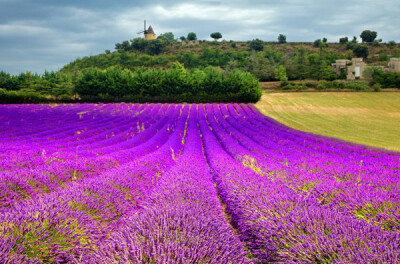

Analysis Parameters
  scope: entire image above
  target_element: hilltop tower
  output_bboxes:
[137,20,156,40]
[145,25,156,40]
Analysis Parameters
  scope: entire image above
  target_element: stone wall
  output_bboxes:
[181,40,200,46]
[388,58,400,72]
[144,33,156,40]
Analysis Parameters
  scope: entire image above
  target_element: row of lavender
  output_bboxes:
[0,103,399,263]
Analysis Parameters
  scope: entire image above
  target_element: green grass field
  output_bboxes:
[255,92,400,152]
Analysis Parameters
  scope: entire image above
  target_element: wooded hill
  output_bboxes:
[1,39,400,103]
[61,40,400,82]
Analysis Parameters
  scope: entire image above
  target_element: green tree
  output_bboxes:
[274,65,288,81]
[130,38,147,51]
[360,30,377,43]
[388,40,396,47]
[177,51,200,68]
[379,53,389,61]
[0,71,11,89]
[352,44,369,58]
[372,39,381,47]
[339,37,348,44]
[210,32,222,41]
[322,37,327,43]
[180,36,186,42]
[294,46,310,79]
[278,34,287,44]
[225,60,239,72]
[264,47,284,64]
[146,39,168,55]
[249,39,264,51]
[158,32,176,43]
[226,70,261,102]
[280,55,297,80]
[75,68,106,96]
[316,66,337,81]
[115,42,123,50]
[243,52,274,81]
[120,41,131,51]
[313,39,323,48]
[187,32,197,41]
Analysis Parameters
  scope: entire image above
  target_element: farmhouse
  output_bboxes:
[332,57,400,80]
[388,58,400,71]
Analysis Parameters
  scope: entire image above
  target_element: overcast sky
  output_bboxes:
[0,0,399,74]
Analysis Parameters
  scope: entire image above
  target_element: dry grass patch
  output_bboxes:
[255,92,400,151]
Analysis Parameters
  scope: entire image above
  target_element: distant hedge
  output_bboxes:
[0,88,52,103]
[75,63,261,102]
[279,80,371,91]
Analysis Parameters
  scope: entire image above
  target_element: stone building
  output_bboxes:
[331,58,367,80]
[388,58,400,72]
[331,59,349,75]
[144,26,156,40]
[347,58,367,80]
[332,57,400,80]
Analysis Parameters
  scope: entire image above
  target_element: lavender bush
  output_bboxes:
[0,103,399,263]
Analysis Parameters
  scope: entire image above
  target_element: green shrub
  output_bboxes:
[279,80,365,91]
[74,64,261,103]
[344,82,370,91]
[373,83,382,92]
[75,68,106,96]
[280,84,295,90]
[305,82,316,88]
[378,54,389,61]
[296,84,307,90]
[352,44,369,58]
[387,41,396,47]
[0,88,51,103]
[226,70,261,102]
[280,81,290,88]
[339,37,349,44]
[278,81,307,91]
[316,81,328,90]
[370,68,400,88]
[330,80,340,88]
[249,39,264,51]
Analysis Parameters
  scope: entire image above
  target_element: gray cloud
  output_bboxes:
[0,0,399,74]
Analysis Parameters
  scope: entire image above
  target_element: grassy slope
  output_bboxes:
[163,42,400,61]
[255,92,400,151]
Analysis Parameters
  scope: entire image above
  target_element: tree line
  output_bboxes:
[0,63,261,103]
[75,63,261,102]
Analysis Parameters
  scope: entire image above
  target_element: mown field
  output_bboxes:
[255,92,400,151]
[1,103,399,263]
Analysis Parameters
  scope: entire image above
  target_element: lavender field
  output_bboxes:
[1,103,400,263]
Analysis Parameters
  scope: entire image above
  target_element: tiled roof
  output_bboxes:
[146,26,155,34]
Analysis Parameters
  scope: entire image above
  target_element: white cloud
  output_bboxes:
[0,23,53,35]
[0,0,399,74]
[152,3,275,25]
